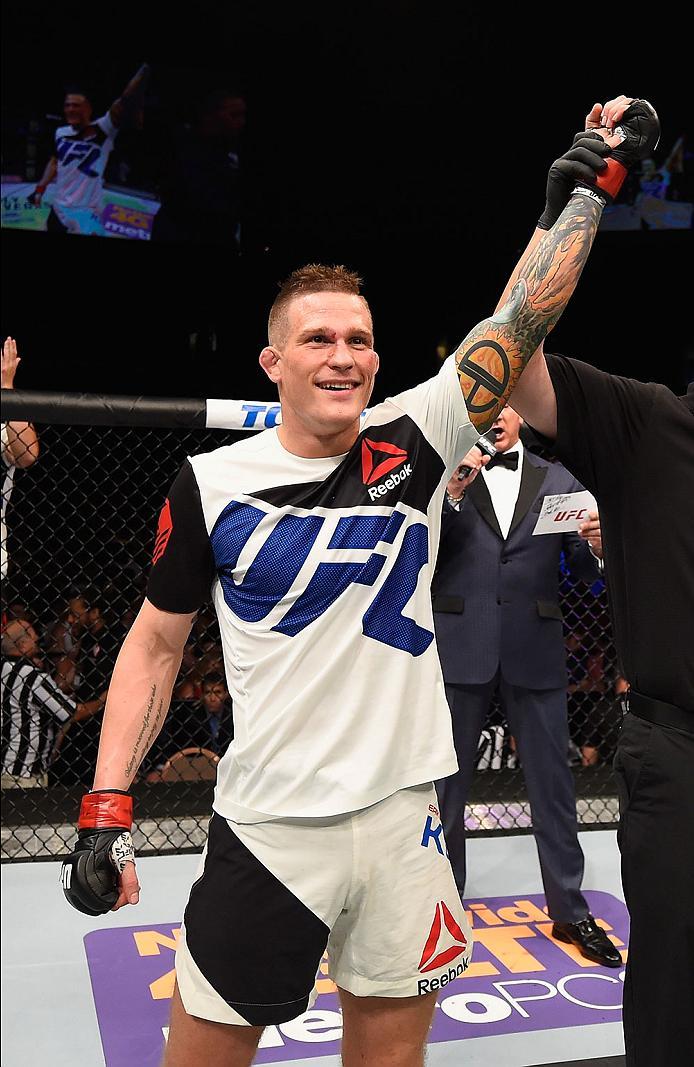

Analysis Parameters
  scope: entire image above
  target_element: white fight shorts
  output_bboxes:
[176,782,473,1025]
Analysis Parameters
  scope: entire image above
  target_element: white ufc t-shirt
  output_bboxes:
[52,112,118,225]
[147,355,478,821]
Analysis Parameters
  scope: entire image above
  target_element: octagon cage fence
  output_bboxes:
[1,389,622,863]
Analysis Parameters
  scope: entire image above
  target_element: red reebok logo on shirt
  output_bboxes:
[418,900,468,973]
[361,438,409,486]
[153,498,173,565]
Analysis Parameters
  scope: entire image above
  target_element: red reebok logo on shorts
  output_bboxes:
[361,438,408,486]
[153,498,173,565]
[418,901,468,973]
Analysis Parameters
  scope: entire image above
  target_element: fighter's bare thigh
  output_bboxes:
[338,986,438,1065]
[161,983,264,1067]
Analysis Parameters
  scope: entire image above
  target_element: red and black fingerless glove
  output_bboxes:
[61,790,135,915]
[577,98,661,206]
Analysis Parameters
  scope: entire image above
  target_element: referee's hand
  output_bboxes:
[1,336,21,389]
[579,510,603,559]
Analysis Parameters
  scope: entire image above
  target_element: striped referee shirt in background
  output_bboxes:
[1,657,76,779]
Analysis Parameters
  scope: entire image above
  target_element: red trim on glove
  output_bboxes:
[79,791,133,830]
[595,159,628,200]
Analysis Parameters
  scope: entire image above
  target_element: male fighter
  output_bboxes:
[31,63,149,234]
[61,97,658,1066]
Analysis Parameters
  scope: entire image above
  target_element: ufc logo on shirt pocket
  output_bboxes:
[210,502,434,656]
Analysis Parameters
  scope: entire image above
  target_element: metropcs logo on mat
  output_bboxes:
[361,437,412,500]
[84,891,628,1066]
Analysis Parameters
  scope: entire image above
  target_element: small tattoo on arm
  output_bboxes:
[124,684,157,780]
[143,698,166,756]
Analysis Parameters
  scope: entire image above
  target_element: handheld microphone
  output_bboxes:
[457,429,500,481]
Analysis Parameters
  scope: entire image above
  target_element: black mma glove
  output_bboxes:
[576,98,661,206]
[538,131,612,230]
[61,790,135,915]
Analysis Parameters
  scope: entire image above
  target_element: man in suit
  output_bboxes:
[432,403,620,967]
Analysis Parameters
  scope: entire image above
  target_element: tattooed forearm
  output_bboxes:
[143,699,166,759]
[124,684,166,780]
[456,192,603,430]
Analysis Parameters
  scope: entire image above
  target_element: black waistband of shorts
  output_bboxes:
[621,689,694,737]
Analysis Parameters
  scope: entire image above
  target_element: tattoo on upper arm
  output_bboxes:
[457,337,512,415]
[456,195,602,430]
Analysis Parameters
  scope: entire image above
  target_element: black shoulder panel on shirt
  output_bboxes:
[249,414,445,514]
[146,460,215,614]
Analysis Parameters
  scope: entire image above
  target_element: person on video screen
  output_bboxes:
[30,63,149,235]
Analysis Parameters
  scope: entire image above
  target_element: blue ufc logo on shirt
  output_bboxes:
[56,138,101,176]
[210,501,434,656]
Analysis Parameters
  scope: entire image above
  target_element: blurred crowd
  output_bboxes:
[1,589,233,789]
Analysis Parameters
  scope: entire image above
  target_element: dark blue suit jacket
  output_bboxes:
[432,451,600,689]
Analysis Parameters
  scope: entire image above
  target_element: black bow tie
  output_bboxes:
[486,451,519,471]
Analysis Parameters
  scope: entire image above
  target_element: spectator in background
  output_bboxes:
[165,639,205,703]
[45,593,90,662]
[150,88,247,247]
[2,601,35,627]
[1,337,39,581]
[53,655,78,697]
[30,63,150,235]
[78,603,122,698]
[566,625,613,766]
[199,673,234,756]
[432,404,619,967]
[120,597,143,635]
[144,672,232,783]
[49,601,124,785]
[635,136,685,203]
[195,643,224,685]
[1,619,104,788]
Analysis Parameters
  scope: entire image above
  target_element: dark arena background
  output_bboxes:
[1,5,692,1067]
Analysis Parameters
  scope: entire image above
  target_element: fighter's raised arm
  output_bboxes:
[108,62,150,129]
[455,192,603,433]
[506,96,661,438]
[457,96,660,434]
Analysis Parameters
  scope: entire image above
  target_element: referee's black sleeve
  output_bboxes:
[147,460,216,614]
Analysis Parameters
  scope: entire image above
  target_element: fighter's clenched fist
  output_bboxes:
[61,790,139,915]
[583,96,661,202]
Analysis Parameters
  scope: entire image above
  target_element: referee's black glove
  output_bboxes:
[538,132,612,230]
[61,790,136,915]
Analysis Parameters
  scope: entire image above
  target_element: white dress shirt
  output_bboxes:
[481,438,524,538]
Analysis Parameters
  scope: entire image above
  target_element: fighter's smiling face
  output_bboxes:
[63,94,93,130]
[260,292,379,457]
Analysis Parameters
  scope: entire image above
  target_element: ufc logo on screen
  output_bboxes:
[56,138,101,176]
[210,501,434,656]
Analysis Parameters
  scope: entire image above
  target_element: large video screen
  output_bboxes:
[2,47,691,241]
[1,62,246,245]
